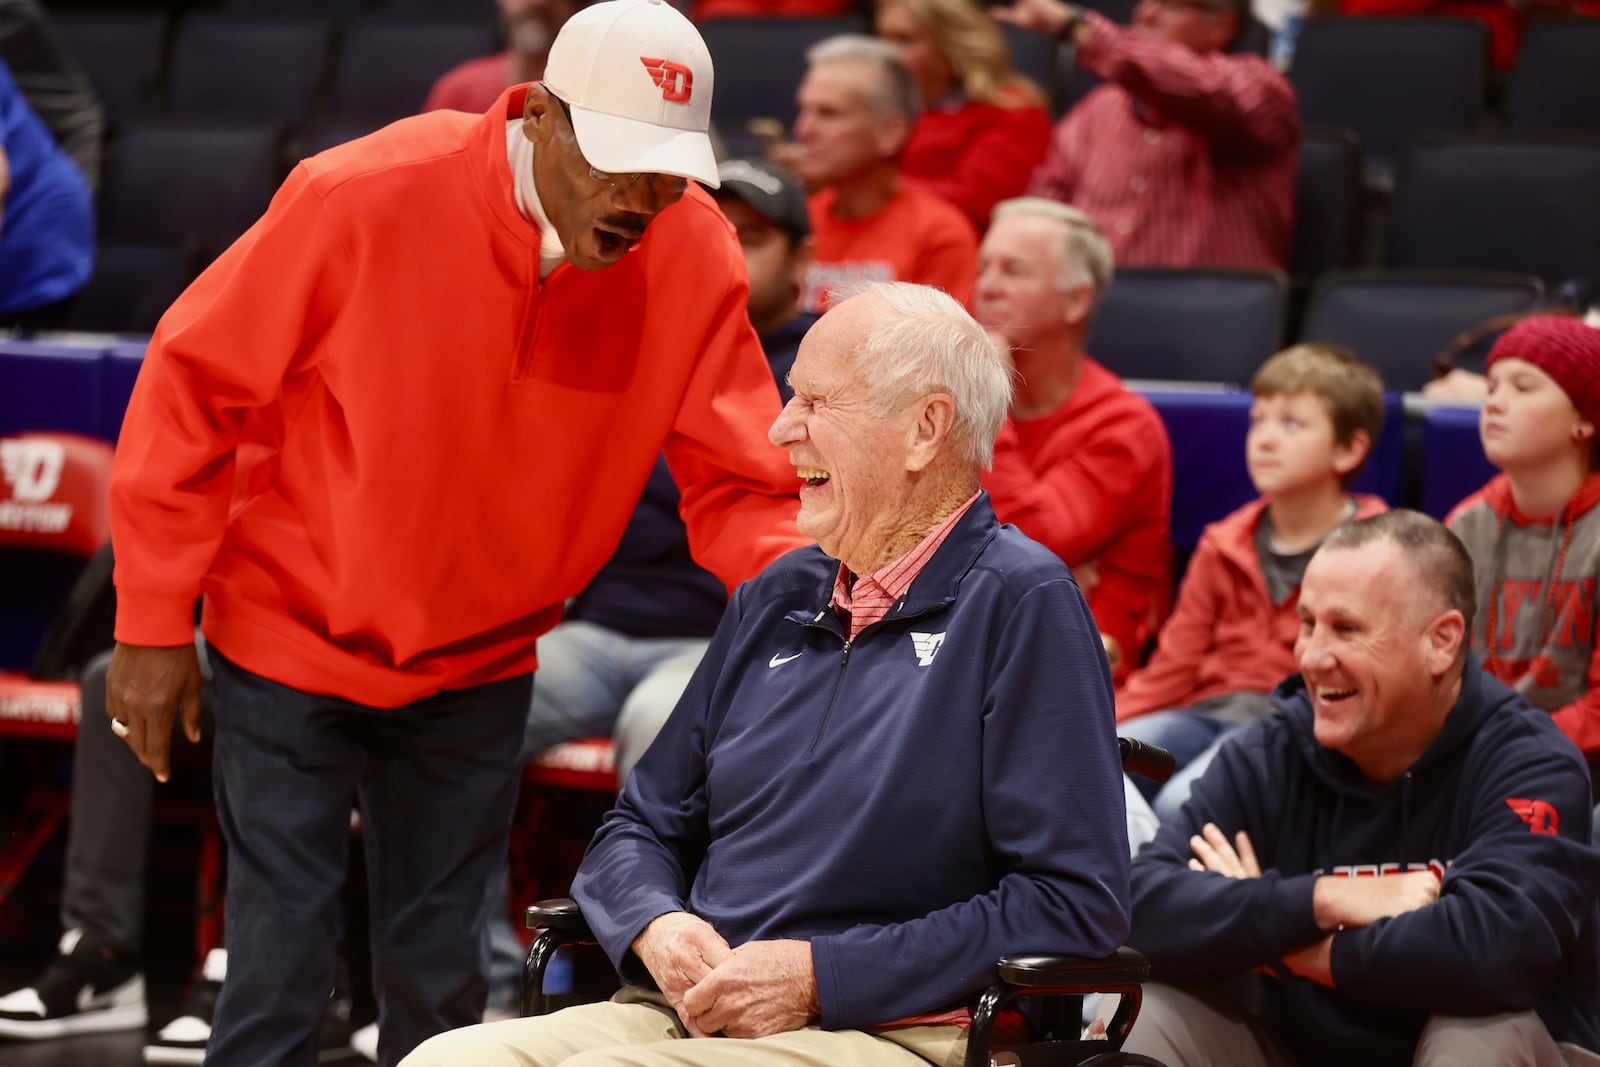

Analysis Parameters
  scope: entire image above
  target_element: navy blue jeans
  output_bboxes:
[205,650,531,1067]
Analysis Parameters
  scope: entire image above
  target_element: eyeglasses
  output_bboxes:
[550,93,689,195]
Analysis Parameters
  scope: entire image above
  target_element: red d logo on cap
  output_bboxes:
[640,57,693,104]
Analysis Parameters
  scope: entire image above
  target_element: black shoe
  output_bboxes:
[143,949,357,1065]
[0,928,147,1040]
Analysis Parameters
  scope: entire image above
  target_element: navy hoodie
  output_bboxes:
[1130,657,1600,1065]
[572,496,1132,1031]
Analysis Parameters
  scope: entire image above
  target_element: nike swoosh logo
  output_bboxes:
[768,652,802,668]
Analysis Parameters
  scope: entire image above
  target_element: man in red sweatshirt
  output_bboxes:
[976,196,1172,681]
[100,2,804,1065]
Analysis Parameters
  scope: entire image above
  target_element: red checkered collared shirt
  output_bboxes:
[829,493,981,640]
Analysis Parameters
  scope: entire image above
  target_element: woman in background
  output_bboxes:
[875,0,1052,233]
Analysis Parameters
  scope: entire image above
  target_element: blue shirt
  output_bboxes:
[0,58,93,316]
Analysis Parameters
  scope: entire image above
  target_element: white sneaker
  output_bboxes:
[350,1021,378,1062]
[142,948,227,1065]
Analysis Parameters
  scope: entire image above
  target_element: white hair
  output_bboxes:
[806,34,922,122]
[845,281,1013,469]
[991,197,1115,306]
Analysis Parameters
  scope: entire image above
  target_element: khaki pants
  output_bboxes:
[400,989,968,1067]
[1122,982,1600,1067]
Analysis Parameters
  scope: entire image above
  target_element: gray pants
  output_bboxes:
[60,649,155,955]
[60,643,214,957]
[1122,982,1600,1066]
[401,988,966,1067]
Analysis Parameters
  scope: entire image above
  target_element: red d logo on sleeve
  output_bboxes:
[641,57,693,104]
[1506,797,1560,836]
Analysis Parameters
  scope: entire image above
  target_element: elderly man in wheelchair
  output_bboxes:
[402,283,1163,1067]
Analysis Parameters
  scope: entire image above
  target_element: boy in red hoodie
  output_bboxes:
[1448,315,1600,766]
[1118,344,1386,818]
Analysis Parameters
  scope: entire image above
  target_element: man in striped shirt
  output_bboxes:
[1001,0,1299,269]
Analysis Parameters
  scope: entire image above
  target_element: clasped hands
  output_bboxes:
[631,912,819,1039]
[1187,821,1440,986]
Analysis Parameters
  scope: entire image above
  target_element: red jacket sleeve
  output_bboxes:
[1117,529,1226,721]
[1076,12,1301,160]
[110,165,346,646]
[662,208,809,590]
[984,415,1165,569]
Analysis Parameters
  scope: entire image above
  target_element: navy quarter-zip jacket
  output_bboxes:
[572,495,1133,1030]
[1130,657,1600,1065]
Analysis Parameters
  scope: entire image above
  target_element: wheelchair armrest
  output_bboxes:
[996,946,1150,991]
[966,947,1151,1067]
[525,897,595,940]
[522,898,606,1018]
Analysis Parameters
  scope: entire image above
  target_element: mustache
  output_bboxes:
[598,215,647,239]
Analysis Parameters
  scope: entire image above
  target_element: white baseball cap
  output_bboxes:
[543,0,719,188]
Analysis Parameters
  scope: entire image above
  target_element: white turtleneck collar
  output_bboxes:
[506,119,566,279]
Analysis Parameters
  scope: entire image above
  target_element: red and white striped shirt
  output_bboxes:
[830,492,981,640]
[1028,12,1300,269]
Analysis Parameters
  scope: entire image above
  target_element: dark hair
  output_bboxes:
[1321,510,1477,633]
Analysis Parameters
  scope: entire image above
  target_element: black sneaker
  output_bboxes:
[143,949,358,1065]
[0,928,147,1040]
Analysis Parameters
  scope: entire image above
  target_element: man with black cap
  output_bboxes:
[100,1,806,1064]
[708,158,817,400]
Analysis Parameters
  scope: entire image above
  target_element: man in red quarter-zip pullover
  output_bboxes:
[102,2,805,1064]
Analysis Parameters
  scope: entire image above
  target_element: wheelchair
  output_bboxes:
[521,737,1175,1067]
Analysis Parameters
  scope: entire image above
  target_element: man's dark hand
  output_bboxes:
[106,642,203,783]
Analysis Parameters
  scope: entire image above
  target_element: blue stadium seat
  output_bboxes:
[1387,135,1600,288]
[1136,385,1406,557]
[1300,269,1546,392]
[1088,268,1288,385]
[164,15,334,133]
[999,23,1058,107]
[697,16,861,150]
[331,16,501,122]
[1291,125,1360,281]
[1505,17,1600,136]
[59,241,192,337]
[1289,17,1486,184]
[100,120,284,264]
[298,119,384,161]
[0,340,107,440]
[52,14,165,131]
[1420,402,1495,520]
